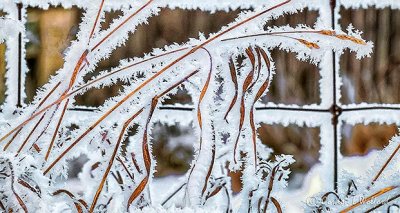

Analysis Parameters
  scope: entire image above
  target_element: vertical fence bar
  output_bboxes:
[17,3,22,107]
[330,0,339,192]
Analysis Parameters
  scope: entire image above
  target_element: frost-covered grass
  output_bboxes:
[0,0,399,212]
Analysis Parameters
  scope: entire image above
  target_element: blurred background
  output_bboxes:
[0,7,399,192]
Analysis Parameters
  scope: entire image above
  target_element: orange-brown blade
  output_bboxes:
[270,197,283,213]
[127,176,149,210]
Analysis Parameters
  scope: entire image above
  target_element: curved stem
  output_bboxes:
[44,0,291,174]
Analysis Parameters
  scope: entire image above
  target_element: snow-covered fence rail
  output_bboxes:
[0,0,399,212]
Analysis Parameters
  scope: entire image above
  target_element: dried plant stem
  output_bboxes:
[221,29,365,43]
[0,0,155,144]
[249,47,271,168]
[270,197,283,213]
[53,189,88,212]
[90,0,155,52]
[1,32,279,146]
[126,101,157,209]
[45,99,70,161]
[0,63,86,144]
[271,34,320,49]
[31,144,41,153]
[365,193,400,212]
[161,183,187,206]
[3,128,23,151]
[43,64,197,175]
[6,0,290,175]
[0,48,187,145]
[1,9,90,149]
[89,108,144,213]
[0,200,5,211]
[249,81,269,168]
[28,103,63,152]
[339,186,398,213]
[14,113,47,154]
[224,58,238,121]
[196,47,213,138]
[371,144,400,185]
[184,47,215,204]
[79,29,337,97]
[88,0,105,41]
[72,47,190,94]
[201,144,216,198]
[2,82,61,150]
[0,0,290,145]
[224,186,232,213]
[37,81,62,108]
[263,163,281,212]
[17,178,41,198]
[131,152,142,174]
[116,157,134,180]
[43,67,176,174]
[221,30,324,41]
[0,2,84,148]
[8,161,28,213]
[248,47,262,90]
[188,47,213,171]
[233,47,256,164]
[205,182,225,202]
[67,50,89,90]
[92,70,198,211]
[127,70,199,207]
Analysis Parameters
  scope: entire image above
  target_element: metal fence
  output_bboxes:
[1,0,400,194]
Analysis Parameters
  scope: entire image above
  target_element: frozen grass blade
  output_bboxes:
[339,186,398,213]
[89,108,143,212]
[233,47,256,164]
[223,58,238,122]
[371,144,400,186]
[201,143,216,198]
[8,161,28,213]
[131,152,142,174]
[90,0,155,52]
[249,47,271,168]
[45,99,70,161]
[44,0,292,174]
[116,157,134,181]
[53,189,88,213]
[0,0,377,211]
[269,197,282,213]
[14,113,46,154]
[88,0,106,41]
[17,178,41,198]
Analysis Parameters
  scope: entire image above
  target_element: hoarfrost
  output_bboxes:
[0,0,397,212]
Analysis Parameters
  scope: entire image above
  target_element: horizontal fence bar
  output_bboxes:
[342,106,400,111]
[68,104,400,113]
